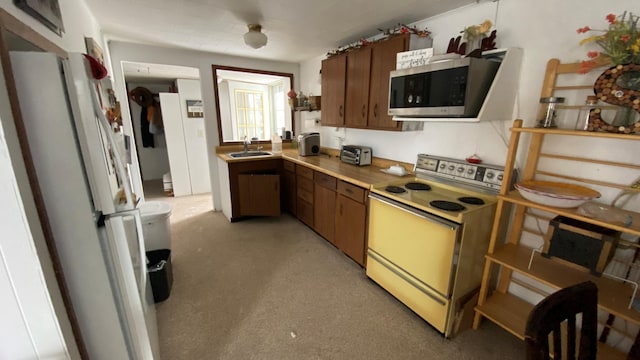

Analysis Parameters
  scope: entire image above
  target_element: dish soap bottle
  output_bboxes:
[271,133,282,153]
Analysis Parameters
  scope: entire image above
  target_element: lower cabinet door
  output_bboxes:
[238,174,280,216]
[335,194,366,266]
[297,198,313,227]
[313,184,336,243]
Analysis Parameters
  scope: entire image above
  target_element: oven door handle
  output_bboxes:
[369,193,458,231]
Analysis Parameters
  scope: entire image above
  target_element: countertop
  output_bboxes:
[217,147,413,189]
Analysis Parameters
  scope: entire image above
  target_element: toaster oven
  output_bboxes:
[340,145,372,166]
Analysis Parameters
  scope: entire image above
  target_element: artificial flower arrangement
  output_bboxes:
[327,23,430,57]
[287,89,297,108]
[381,23,431,38]
[577,11,639,73]
[462,19,493,42]
[447,19,495,55]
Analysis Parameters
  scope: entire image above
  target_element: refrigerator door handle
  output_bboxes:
[133,211,147,298]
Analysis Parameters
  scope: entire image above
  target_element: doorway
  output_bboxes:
[122,61,210,198]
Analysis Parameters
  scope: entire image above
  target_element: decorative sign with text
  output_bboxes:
[396,48,434,69]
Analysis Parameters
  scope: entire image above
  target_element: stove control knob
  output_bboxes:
[448,165,455,171]
[497,174,503,181]
[486,172,495,179]
[467,169,475,175]
[439,163,446,170]
[457,166,464,173]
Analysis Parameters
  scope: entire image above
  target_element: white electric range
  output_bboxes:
[366,154,513,337]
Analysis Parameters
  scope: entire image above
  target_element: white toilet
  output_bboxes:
[139,201,172,251]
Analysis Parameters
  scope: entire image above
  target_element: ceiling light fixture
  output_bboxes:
[243,24,267,49]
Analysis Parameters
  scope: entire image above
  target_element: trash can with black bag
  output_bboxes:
[147,249,173,303]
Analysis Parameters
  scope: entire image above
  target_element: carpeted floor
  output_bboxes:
[144,181,525,359]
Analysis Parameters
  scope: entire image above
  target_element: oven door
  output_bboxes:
[366,194,460,333]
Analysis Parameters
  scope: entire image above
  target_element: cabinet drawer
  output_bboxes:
[297,198,314,227]
[314,172,337,190]
[296,165,313,180]
[337,181,365,203]
[283,160,296,172]
[297,188,313,204]
[297,176,313,193]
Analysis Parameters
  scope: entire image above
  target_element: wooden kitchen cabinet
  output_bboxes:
[296,165,314,227]
[320,53,346,127]
[320,33,410,131]
[238,174,280,216]
[281,160,296,216]
[228,159,282,220]
[313,172,337,243]
[345,46,371,128]
[367,35,407,130]
[335,181,368,266]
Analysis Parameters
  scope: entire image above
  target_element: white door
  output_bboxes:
[159,93,192,196]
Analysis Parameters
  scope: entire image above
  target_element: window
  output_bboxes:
[234,90,266,140]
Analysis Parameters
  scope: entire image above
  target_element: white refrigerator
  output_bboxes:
[10,51,159,359]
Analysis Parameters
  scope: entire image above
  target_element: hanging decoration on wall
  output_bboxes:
[14,0,64,36]
[186,100,204,118]
[589,63,640,134]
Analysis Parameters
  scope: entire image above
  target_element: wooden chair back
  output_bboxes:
[525,281,598,360]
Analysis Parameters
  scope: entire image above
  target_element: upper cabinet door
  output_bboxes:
[320,54,347,127]
[368,35,408,130]
[345,47,372,128]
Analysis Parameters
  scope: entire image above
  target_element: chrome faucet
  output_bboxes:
[243,136,251,152]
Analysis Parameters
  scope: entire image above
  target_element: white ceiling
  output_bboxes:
[85,0,478,64]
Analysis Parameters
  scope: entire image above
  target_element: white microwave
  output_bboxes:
[388,57,500,118]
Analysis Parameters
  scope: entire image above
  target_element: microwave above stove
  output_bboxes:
[388,57,500,118]
[340,145,372,166]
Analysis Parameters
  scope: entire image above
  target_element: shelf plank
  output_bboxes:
[488,243,640,325]
[500,191,640,237]
[476,292,627,360]
[511,126,640,140]
[475,292,530,339]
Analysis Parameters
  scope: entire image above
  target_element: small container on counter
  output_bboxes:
[536,97,565,128]
[271,133,282,153]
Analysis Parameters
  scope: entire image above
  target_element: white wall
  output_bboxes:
[107,41,299,210]
[0,0,105,358]
[127,82,172,181]
[176,78,211,194]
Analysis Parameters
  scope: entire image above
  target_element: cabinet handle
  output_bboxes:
[362,104,366,118]
[346,188,353,194]
[339,105,343,117]
[373,103,378,118]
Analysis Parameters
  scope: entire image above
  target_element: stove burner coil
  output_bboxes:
[405,182,431,191]
[385,185,407,194]
[458,197,485,205]
[430,200,466,212]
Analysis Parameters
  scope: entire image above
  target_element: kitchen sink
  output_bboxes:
[227,151,273,158]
